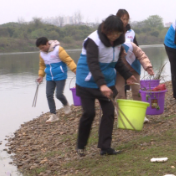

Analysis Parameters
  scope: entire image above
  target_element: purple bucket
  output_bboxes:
[139,89,167,115]
[140,80,160,90]
[70,87,81,106]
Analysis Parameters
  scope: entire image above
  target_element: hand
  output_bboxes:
[146,67,154,75]
[36,77,43,83]
[121,50,127,58]
[100,85,113,98]
[126,75,137,85]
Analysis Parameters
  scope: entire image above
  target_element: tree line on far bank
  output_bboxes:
[0,15,169,52]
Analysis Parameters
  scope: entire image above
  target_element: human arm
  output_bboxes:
[85,38,107,87]
[85,38,114,98]
[132,43,154,75]
[37,55,46,83]
[115,47,133,81]
[58,47,76,73]
[146,67,154,75]
[115,58,137,85]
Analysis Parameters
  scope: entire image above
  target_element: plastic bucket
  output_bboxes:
[140,89,167,115]
[117,99,150,131]
[140,80,160,90]
[70,87,81,106]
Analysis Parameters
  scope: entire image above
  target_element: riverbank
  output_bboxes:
[5,81,176,176]
[0,38,83,53]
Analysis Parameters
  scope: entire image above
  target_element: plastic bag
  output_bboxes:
[152,84,166,91]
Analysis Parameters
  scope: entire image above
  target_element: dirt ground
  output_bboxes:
[4,81,176,176]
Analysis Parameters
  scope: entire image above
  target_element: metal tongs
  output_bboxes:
[109,82,139,130]
[32,81,41,107]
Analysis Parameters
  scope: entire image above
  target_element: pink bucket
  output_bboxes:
[140,80,160,90]
[70,87,81,106]
[140,89,167,115]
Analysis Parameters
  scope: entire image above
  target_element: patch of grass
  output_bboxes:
[161,114,176,120]
[23,167,46,176]
[63,129,176,176]
[87,130,98,146]
[44,150,63,158]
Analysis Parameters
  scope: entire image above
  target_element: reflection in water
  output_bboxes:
[0,47,170,175]
[143,47,167,70]
[141,47,170,81]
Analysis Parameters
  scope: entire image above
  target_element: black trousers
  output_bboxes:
[77,97,114,150]
[165,45,176,99]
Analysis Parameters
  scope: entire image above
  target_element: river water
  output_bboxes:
[0,45,170,175]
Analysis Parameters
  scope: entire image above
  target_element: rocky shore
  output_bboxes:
[4,81,176,176]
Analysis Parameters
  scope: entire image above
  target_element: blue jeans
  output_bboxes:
[46,80,68,114]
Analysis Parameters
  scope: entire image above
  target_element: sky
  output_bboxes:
[0,0,175,25]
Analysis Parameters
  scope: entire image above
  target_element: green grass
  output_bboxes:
[161,114,176,120]
[43,150,63,158]
[23,167,46,176]
[63,128,176,176]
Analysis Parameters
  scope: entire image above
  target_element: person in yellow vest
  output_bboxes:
[36,37,77,123]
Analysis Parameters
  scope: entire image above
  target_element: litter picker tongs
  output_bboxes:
[32,81,41,107]
[109,83,140,130]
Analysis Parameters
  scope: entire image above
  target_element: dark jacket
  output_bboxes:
[76,24,132,99]
[83,24,132,88]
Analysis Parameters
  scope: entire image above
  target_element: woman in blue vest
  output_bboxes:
[76,15,136,156]
[164,21,176,100]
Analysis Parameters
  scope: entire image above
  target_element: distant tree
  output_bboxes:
[44,16,65,27]
[63,36,73,43]
[31,18,43,28]
[73,11,83,24]
[17,17,26,24]
[145,15,164,28]
[31,29,46,38]
[132,21,146,28]
[150,31,159,37]
[134,29,141,34]
[0,28,10,37]
[56,16,64,27]
[48,30,59,39]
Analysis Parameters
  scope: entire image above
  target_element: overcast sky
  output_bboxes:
[0,0,175,25]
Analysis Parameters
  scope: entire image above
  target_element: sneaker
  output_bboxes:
[144,117,149,123]
[64,104,72,114]
[46,114,59,123]
[77,149,86,157]
[100,148,122,156]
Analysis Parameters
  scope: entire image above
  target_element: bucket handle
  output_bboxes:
[69,76,76,90]
[110,97,136,131]
[113,82,141,130]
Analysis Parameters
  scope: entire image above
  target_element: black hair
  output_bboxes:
[116,9,130,19]
[101,15,124,35]
[36,37,48,47]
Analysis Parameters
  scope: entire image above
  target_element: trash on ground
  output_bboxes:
[150,157,168,162]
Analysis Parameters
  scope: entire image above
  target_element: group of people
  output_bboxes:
[35,9,175,157]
